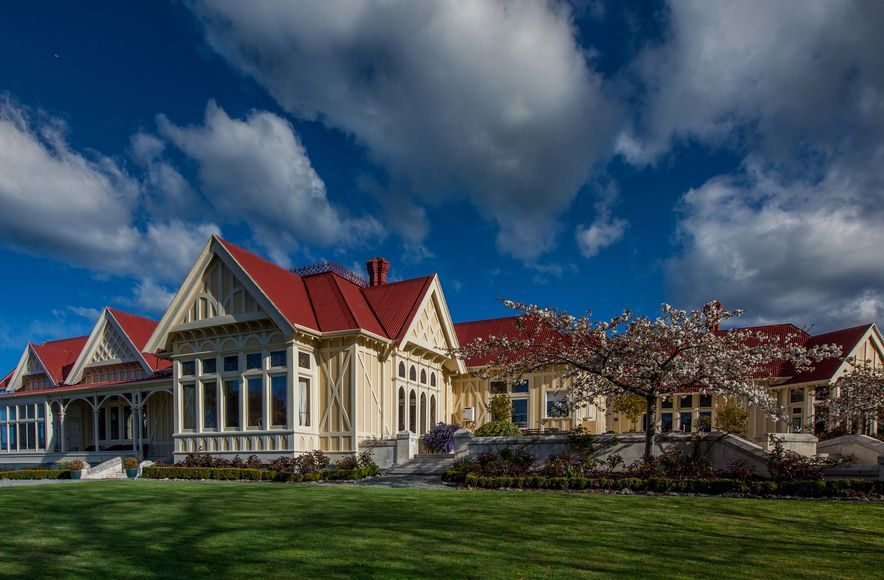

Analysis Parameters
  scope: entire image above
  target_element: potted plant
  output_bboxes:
[123,456,139,479]
[70,459,87,480]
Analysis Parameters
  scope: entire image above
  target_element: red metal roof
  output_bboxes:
[30,336,89,384]
[454,316,522,366]
[0,374,170,398]
[716,323,811,378]
[363,276,435,343]
[217,236,319,331]
[108,308,171,371]
[217,236,434,344]
[783,324,873,385]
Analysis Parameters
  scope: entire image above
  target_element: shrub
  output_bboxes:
[718,460,756,480]
[656,447,715,479]
[765,439,849,482]
[471,447,535,476]
[123,456,139,470]
[245,455,263,469]
[0,469,68,480]
[715,404,749,437]
[297,450,330,474]
[475,420,522,437]
[269,456,299,473]
[141,467,278,481]
[422,422,461,453]
[70,459,87,471]
[487,393,513,422]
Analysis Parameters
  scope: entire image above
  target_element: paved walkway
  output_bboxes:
[0,479,83,488]
[319,473,453,490]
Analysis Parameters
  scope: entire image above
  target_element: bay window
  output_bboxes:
[270,375,287,428]
[1,403,47,452]
[203,380,218,430]
[224,379,240,430]
[247,377,263,428]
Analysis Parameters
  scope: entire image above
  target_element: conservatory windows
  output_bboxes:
[201,357,217,375]
[546,391,569,418]
[182,383,196,430]
[202,380,218,430]
[224,380,240,430]
[270,375,287,428]
[246,352,262,370]
[298,378,310,427]
[270,350,287,368]
[223,355,239,373]
[0,403,46,452]
[511,399,528,428]
[247,377,263,429]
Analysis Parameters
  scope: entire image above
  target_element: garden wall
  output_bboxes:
[818,434,884,464]
[453,430,772,478]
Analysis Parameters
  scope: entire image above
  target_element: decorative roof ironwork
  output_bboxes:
[290,261,368,287]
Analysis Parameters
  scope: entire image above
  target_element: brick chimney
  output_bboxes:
[366,257,390,286]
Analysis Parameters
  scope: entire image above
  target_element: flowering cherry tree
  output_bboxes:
[822,361,884,434]
[455,300,840,459]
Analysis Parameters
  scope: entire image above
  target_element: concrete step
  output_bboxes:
[385,454,456,475]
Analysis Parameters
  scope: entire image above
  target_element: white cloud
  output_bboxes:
[668,156,884,330]
[158,101,383,265]
[0,98,141,273]
[185,0,618,260]
[576,217,626,258]
[624,0,884,161]
[0,99,220,324]
[124,278,177,314]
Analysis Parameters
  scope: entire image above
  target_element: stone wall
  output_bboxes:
[817,434,884,464]
[453,430,772,478]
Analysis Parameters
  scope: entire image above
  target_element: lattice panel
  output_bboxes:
[26,355,44,374]
[83,362,144,384]
[410,297,447,349]
[181,256,267,324]
[23,374,51,390]
[91,322,140,364]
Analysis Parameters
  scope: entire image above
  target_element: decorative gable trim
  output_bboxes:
[66,308,152,385]
[145,236,294,353]
[830,323,884,383]
[7,344,55,391]
[399,276,465,373]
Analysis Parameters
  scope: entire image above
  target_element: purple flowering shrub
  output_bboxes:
[422,422,462,453]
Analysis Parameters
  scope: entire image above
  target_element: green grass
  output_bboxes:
[0,482,881,579]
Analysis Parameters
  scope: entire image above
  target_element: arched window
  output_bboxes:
[420,369,427,384]
[430,372,436,388]
[409,365,417,381]
[398,387,406,432]
[398,362,406,378]
[430,395,437,425]
[409,390,417,434]
[419,393,427,435]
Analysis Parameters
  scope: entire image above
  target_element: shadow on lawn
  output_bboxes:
[0,483,882,578]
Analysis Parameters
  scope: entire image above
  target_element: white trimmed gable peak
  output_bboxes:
[66,308,152,385]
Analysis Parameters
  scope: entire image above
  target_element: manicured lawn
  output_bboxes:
[0,482,881,578]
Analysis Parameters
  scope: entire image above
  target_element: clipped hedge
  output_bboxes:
[463,473,884,498]
[141,465,381,483]
[142,467,282,481]
[0,469,70,480]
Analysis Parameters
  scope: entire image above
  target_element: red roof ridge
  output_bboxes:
[455,315,522,328]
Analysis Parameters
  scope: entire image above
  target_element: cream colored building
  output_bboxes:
[0,235,880,466]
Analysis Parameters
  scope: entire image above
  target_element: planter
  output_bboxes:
[71,470,83,480]
[125,468,138,479]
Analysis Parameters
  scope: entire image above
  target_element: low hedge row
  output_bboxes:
[0,469,69,480]
[463,473,884,497]
[141,465,381,482]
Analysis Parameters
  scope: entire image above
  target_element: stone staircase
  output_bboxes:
[383,453,456,476]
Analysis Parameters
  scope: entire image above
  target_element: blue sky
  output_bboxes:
[1,1,882,373]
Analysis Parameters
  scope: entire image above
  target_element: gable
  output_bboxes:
[832,324,884,381]
[21,348,53,391]
[178,254,270,326]
[90,318,142,365]
[407,291,448,350]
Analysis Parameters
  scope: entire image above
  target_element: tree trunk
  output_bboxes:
[644,394,657,461]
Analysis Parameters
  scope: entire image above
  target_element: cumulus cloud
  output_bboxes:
[668,156,884,330]
[576,181,626,257]
[185,0,618,260]
[123,278,177,314]
[0,99,219,317]
[623,0,884,161]
[157,101,383,265]
[0,98,142,272]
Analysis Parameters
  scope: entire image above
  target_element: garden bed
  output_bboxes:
[141,465,380,482]
[0,469,70,480]
[459,473,883,498]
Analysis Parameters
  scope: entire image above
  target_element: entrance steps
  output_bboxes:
[384,453,456,476]
[82,457,127,480]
